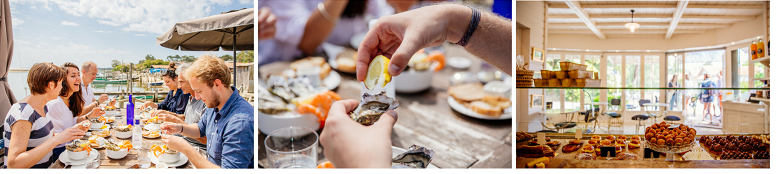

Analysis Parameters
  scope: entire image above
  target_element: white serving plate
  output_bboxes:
[447,96,511,120]
[59,149,98,166]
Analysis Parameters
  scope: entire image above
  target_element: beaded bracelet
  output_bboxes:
[455,6,481,47]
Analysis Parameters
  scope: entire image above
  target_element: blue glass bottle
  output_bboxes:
[127,94,134,125]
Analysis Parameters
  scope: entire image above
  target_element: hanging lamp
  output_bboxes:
[624,9,640,33]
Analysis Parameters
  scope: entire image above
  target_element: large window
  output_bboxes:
[584,55,602,105]
[606,55,623,110]
[667,54,683,111]
[644,55,660,110]
[564,55,582,111]
[545,54,562,114]
[625,55,641,111]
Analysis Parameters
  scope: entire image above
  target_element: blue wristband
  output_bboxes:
[455,6,481,47]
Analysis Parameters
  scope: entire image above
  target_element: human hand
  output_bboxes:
[386,0,417,13]
[75,120,91,132]
[151,110,174,118]
[161,122,182,134]
[89,108,105,119]
[161,134,192,153]
[141,101,156,110]
[98,94,109,104]
[258,7,277,40]
[320,100,398,168]
[159,114,185,124]
[53,126,86,145]
[356,4,469,81]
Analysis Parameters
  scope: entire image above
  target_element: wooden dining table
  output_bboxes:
[49,113,205,169]
[258,43,512,168]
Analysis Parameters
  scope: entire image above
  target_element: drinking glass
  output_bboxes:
[265,127,318,168]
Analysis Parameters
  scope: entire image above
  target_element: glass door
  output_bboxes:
[684,49,725,128]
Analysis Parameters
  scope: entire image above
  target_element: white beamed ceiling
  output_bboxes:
[546,0,765,39]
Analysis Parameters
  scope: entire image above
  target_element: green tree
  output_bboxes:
[220,54,233,62]
[181,55,197,63]
[145,54,155,61]
[167,55,182,62]
[237,51,254,63]
[111,60,121,68]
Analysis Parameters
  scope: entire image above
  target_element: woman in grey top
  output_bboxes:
[150,63,207,148]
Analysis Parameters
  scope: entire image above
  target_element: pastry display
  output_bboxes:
[574,153,596,160]
[753,151,770,159]
[516,131,533,142]
[719,151,752,160]
[562,143,582,153]
[516,145,554,158]
[615,152,638,161]
[525,157,549,168]
[644,122,696,148]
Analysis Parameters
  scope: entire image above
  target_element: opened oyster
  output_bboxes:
[349,91,399,125]
[391,145,435,168]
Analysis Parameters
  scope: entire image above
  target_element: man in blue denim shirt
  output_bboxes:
[160,55,254,169]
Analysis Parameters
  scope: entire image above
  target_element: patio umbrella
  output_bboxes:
[157,8,254,87]
[0,0,15,125]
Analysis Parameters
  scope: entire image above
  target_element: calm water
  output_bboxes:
[7,71,167,100]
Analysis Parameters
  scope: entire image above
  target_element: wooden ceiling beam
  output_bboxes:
[563,0,605,39]
[548,4,763,10]
[666,0,689,39]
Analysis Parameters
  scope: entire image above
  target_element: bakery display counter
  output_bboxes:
[516,123,770,168]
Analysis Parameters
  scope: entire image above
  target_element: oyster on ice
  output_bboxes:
[391,145,435,168]
[349,91,399,125]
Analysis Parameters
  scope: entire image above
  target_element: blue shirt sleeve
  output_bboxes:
[197,108,212,138]
[158,90,175,110]
[218,116,254,168]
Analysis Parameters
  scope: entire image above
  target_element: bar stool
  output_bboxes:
[582,109,599,133]
[631,115,650,134]
[606,99,624,133]
[664,115,682,124]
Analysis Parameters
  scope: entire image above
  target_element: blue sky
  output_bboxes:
[8,0,253,68]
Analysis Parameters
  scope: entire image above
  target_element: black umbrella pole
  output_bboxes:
[233,28,237,88]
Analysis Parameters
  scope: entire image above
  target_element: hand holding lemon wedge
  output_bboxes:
[364,55,393,90]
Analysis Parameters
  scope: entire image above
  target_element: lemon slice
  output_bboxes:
[364,55,392,90]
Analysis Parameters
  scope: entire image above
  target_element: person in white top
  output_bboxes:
[257,0,399,65]
[46,62,105,161]
[80,61,109,115]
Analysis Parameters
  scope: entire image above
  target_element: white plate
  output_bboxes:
[350,32,367,49]
[391,146,438,169]
[447,57,471,69]
[143,133,161,139]
[257,112,320,135]
[447,97,511,120]
[323,71,341,91]
[58,149,99,166]
[89,125,110,131]
[149,152,189,168]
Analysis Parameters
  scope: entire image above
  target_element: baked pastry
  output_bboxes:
[617,135,627,140]
[517,145,554,158]
[628,140,640,149]
[615,152,638,161]
[606,135,616,141]
[699,135,709,143]
[470,101,501,116]
[720,151,752,160]
[516,131,532,142]
[575,153,596,160]
[562,144,582,153]
[631,136,640,141]
[525,157,549,168]
[591,135,601,140]
[580,144,595,153]
[448,83,485,102]
[482,95,511,111]
[724,142,738,151]
[569,139,584,145]
[710,144,724,155]
[753,151,770,159]
[601,140,612,146]
[615,139,626,147]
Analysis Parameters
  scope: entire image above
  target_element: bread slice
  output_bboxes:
[320,63,331,79]
[336,58,357,73]
[471,101,501,116]
[448,83,485,102]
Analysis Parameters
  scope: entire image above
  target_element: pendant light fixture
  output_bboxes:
[624,9,640,33]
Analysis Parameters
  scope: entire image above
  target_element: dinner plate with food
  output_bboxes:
[286,56,341,90]
[323,43,357,74]
[105,140,132,159]
[149,144,189,168]
[447,83,512,120]
[143,131,161,139]
[91,129,111,138]
[88,136,106,149]
[259,80,342,134]
[115,125,133,139]
[88,116,110,131]
[60,140,99,166]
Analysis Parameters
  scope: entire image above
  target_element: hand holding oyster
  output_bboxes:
[349,91,399,125]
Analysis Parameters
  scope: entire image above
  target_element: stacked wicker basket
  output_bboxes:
[534,62,602,87]
[516,69,535,87]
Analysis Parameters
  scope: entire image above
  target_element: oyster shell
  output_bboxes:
[391,145,435,169]
[349,91,399,125]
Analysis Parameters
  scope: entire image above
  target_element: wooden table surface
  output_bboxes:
[258,44,512,168]
[49,117,205,169]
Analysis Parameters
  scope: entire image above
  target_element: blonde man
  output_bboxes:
[160,55,254,169]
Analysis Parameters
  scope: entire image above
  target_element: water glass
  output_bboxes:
[265,127,318,168]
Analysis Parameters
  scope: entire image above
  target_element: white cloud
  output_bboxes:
[134,34,146,36]
[47,0,240,34]
[238,0,252,5]
[14,40,131,68]
[94,30,113,33]
[11,18,24,28]
[51,36,63,40]
[61,21,79,26]
[30,6,37,9]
